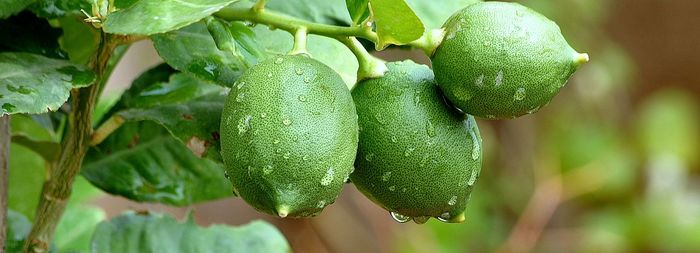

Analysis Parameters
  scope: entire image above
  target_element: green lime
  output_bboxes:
[351,60,482,223]
[431,1,588,119]
[220,55,358,218]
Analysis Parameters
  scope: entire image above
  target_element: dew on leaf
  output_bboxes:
[390,212,411,223]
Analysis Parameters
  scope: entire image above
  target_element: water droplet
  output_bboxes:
[390,212,411,223]
[381,171,392,182]
[470,129,481,160]
[365,153,375,162]
[413,216,430,224]
[267,73,273,78]
[274,57,284,64]
[320,167,334,186]
[295,68,304,75]
[438,212,451,222]
[468,169,479,186]
[448,196,458,206]
[224,171,230,179]
[297,95,307,102]
[282,118,292,126]
[237,115,252,134]
[483,41,491,47]
[283,152,291,159]
[316,200,326,209]
[514,87,526,101]
[263,165,273,174]
[414,95,421,105]
[303,77,311,83]
[273,139,280,144]
[404,147,415,157]
[302,155,310,161]
[275,148,282,153]
[475,74,484,87]
[426,121,436,137]
[260,112,267,118]
[389,185,396,191]
[527,106,541,114]
[235,92,245,102]
[391,135,398,143]
[495,70,504,86]
[374,112,386,125]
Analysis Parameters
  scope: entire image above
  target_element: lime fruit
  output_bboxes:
[220,55,358,217]
[351,60,482,223]
[431,1,589,119]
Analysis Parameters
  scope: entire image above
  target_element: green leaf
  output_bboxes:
[368,0,425,49]
[404,0,481,29]
[0,52,95,115]
[11,135,60,161]
[0,0,35,19]
[151,22,246,87]
[91,212,291,253]
[7,144,45,220]
[123,72,221,108]
[103,0,239,35]
[83,121,232,205]
[267,0,351,25]
[345,0,369,25]
[59,15,101,64]
[28,0,90,18]
[116,91,225,161]
[54,206,106,253]
[4,210,32,253]
[0,11,67,59]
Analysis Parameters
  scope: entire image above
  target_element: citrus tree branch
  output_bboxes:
[214,4,436,54]
[23,33,122,253]
[0,115,10,252]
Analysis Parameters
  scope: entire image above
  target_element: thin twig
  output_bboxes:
[0,115,10,252]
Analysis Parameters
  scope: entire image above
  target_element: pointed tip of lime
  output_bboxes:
[574,53,590,66]
[277,206,290,218]
[449,211,466,223]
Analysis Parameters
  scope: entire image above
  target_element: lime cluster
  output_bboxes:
[220,2,585,223]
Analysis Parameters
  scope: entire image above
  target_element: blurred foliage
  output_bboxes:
[390,0,700,253]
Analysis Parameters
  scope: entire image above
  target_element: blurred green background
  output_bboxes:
[8,0,700,252]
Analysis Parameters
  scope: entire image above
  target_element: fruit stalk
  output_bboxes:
[22,33,120,253]
[336,36,387,82]
[0,115,10,252]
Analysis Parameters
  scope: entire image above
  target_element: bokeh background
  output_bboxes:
[39,0,700,252]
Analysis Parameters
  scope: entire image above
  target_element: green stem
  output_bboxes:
[215,5,378,42]
[289,27,309,55]
[337,36,387,84]
[252,0,267,12]
[22,32,120,253]
[0,115,10,252]
[90,115,125,146]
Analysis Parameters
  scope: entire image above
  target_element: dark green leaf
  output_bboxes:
[0,52,96,115]
[345,0,369,25]
[0,0,35,19]
[59,15,101,64]
[103,0,239,35]
[405,0,481,28]
[28,0,90,18]
[151,22,245,87]
[368,0,424,49]
[4,210,32,253]
[267,0,351,25]
[83,121,232,205]
[0,11,66,59]
[91,212,291,253]
[228,21,265,59]
[116,91,225,161]
[11,135,60,161]
[54,206,106,253]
